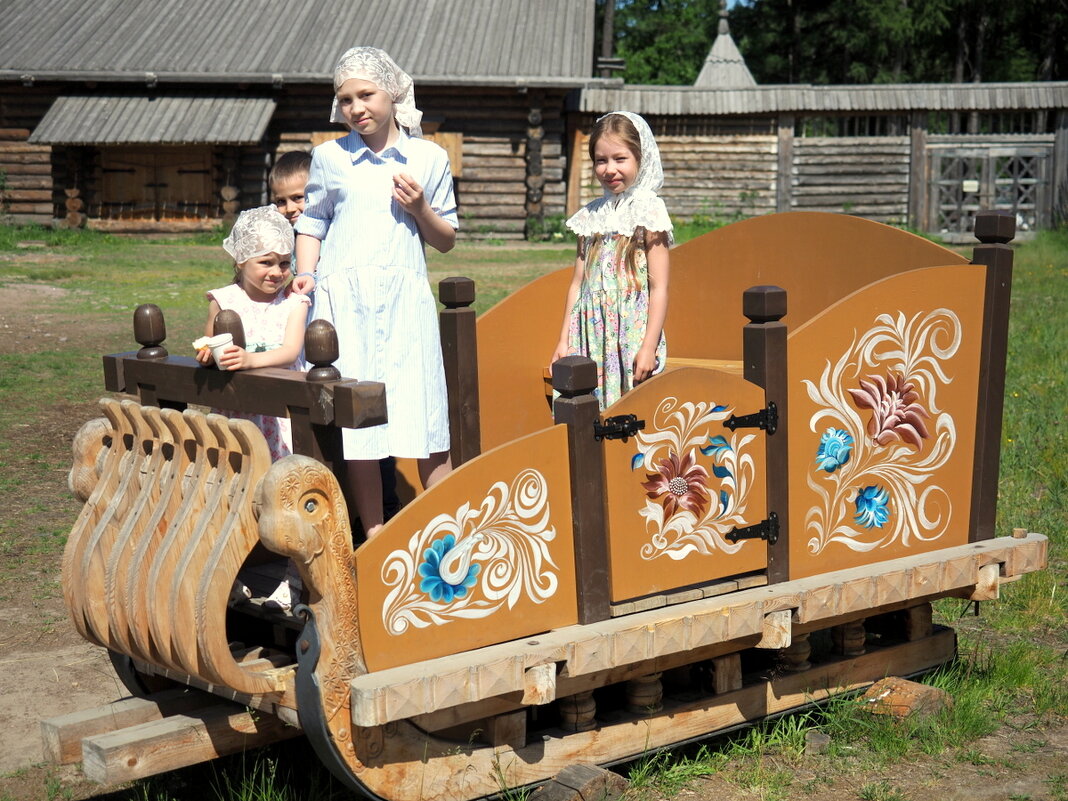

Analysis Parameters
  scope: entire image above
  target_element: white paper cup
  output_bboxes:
[205,333,234,369]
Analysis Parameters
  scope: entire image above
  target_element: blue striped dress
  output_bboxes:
[295,129,458,460]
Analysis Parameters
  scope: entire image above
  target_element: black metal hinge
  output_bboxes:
[725,512,779,544]
[594,413,646,442]
[723,401,778,435]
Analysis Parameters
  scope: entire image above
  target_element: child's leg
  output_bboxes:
[346,459,384,539]
[418,450,452,490]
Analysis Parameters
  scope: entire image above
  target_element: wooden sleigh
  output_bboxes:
[48,211,1047,799]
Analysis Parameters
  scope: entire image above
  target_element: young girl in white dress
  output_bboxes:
[552,111,672,410]
[197,205,311,461]
[291,47,457,539]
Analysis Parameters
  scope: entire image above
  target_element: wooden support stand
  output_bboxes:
[40,689,300,784]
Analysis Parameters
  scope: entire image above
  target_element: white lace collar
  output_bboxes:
[565,111,673,243]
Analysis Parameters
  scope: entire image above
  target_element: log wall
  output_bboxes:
[0,86,54,224]
[268,85,570,241]
[790,136,910,224]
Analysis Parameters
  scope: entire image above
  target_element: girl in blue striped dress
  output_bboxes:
[292,47,457,539]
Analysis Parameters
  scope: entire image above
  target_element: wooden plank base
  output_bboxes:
[351,627,957,801]
[79,701,301,784]
[41,688,218,765]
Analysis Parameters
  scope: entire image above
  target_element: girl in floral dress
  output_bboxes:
[552,111,672,410]
[196,205,310,461]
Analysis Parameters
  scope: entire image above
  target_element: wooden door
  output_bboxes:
[601,367,769,603]
[100,147,214,220]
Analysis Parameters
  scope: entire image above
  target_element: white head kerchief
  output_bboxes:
[566,111,673,243]
[222,206,294,264]
[329,46,423,137]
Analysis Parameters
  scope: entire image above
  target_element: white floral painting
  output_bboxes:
[381,468,559,634]
[803,309,962,554]
[632,397,759,560]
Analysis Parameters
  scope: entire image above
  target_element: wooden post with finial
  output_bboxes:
[552,355,611,624]
[133,304,167,360]
[213,309,246,350]
[742,286,789,584]
[968,210,1015,541]
[130,303,182,409]
[289,319,344,471]
[439,277,481,467]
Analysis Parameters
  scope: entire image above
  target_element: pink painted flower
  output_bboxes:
[641,449,710,518]
[847,372,931,449]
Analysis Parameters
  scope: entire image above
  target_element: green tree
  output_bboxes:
[599,0,1068,85]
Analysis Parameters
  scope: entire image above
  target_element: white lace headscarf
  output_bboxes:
[329,46,423,137]
[222,206,294,264]
[566,111,673,243]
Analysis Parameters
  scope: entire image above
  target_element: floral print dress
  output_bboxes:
[206,283,310,461]
[566,228,666,410]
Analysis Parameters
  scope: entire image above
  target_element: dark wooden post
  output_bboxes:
[439,277,481,467]
[213,309,246,349]
[552,356,610,624]
[131,303,182,409]
[290,319,344,471]
[968,210,1015,541]
[133,304,167,360]
[742,286,789,584]
[524,95,545,239]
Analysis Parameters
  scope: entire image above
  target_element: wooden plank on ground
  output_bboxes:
[41,688,219,765]
[80,703,300,784]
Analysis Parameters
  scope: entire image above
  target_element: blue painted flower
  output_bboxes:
[854,485,891,529]
[418,534,480,603]
[815,428,854,473]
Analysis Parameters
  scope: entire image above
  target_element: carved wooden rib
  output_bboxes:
[194,416,276,694]
[81,401,149,647]
[63,398,136,647]
[105,403,171,656]
[129,410,205,667]
[146,411,224,671]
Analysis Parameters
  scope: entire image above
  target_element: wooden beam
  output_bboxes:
[908,111,929,230]
[80,703,300,784]
[40,689,218,765]
[348,533,1046,727]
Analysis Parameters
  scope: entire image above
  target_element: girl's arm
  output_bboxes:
[217,301,309,371]
[551,239,587,364]
[393,172,456,252]
[633,230,670,383]
[291,233,322,295]
[195,299,223,365]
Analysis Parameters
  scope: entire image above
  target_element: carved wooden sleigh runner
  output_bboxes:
[56,211,1046,800]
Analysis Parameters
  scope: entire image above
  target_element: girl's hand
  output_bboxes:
[633,345,659,384]
[393,172,429,214]
[194,347,214,366]
[291,273,316,295]
[216,345,250,371]
[550,339,574,366]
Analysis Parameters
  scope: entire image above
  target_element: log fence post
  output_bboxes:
[552,356,610,624]
[742,286,789,584]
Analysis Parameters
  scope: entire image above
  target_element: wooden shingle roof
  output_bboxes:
[0,0,595,86]
[581,83,1068,115]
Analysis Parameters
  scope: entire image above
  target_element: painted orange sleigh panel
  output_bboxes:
[788,264,986,580]
[603,367,768,602]
[357,425,577,672]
